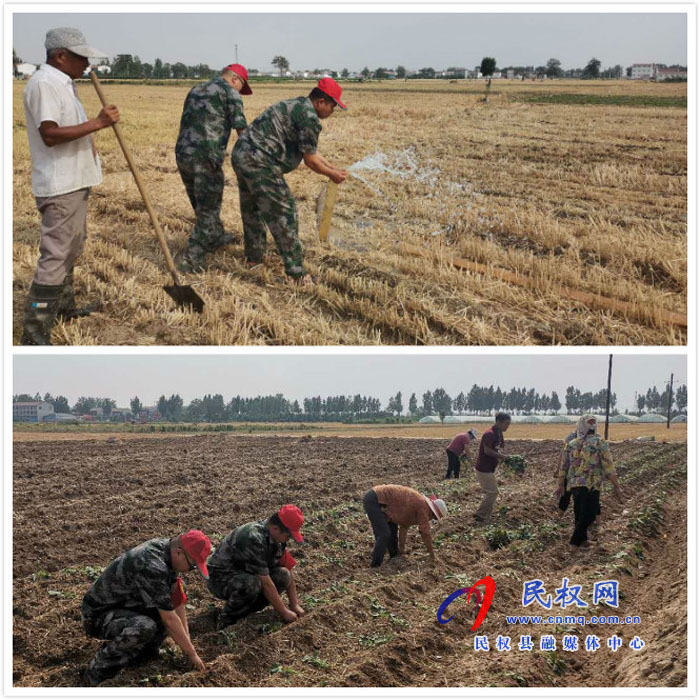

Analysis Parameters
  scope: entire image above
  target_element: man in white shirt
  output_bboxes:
[20,27,120,345]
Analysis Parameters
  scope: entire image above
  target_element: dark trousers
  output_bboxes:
[207,567,291,625]
[82,608,166,683]
[363,489,399,567]
[558,490,572,512]
[445,450,461,479]
[570,487,600,546]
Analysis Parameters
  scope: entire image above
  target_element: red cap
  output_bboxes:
[278,504,304,542]
[317,77,346,110]
[180,529,212,578]
[224,63,252,95]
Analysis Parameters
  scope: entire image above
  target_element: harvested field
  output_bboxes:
[13,435,687,687]
[13,80,686,345]
[12,421,688,442]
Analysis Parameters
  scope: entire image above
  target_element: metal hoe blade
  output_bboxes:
[163,285,205,313]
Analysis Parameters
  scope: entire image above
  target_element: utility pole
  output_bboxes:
[604,354,613,440]
[666,373,674,429]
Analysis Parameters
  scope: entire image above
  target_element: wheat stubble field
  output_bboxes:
[12,80,687,345]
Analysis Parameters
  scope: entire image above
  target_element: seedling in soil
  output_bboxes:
[270,664,296,677]
[504,455,528,474]
[544,651,566,675]
[258,621,285,635]
[302,653,330,669]
[138,674,164,686]
[32,570,51,581]
[303,594,326,610]
[503,670,528,687]
[218,629,237,647]
[359,633,395,647]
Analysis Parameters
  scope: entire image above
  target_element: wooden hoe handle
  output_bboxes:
[89,70,181,285]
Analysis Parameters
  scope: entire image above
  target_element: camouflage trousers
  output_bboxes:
[82,608,167,684]
[231,145,305,278]
[176,158,228,255]
[207,567,291,626]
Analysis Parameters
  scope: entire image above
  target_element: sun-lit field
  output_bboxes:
[12,421,687,442]
[13,435,686,686]
[13,79,687,345]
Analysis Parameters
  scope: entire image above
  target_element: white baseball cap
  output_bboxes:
[45,27,107,58]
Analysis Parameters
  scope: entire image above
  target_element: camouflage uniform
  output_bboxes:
[207,520,291,627]
[175,77,247,266]
[232,97,322,278]
[80,538,182,685]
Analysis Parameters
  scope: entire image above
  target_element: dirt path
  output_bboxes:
[13,435,686,687]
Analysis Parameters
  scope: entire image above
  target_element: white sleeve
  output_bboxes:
[24,80,63,129]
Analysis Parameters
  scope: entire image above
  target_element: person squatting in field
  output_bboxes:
[20,27,120,345]
[473,413,511,523]
[231,77,348,285]
[362,485,448,567]
[80,530,211,686]
[557,415,625,552]
[176,63,251,273]
[444,428,478,479]
[207,505,306,629]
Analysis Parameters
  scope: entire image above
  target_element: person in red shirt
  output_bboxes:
[444,428,478,479]
[473,413,511,522]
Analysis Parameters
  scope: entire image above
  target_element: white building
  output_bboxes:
[96,65,112,75]
[655,67,687,81]
[630,63,655,79]
[13,401,54,422]
[15,62,37,78]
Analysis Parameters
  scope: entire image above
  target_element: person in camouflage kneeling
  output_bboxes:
[231,77,348,285]
[207,505,306,629]
[80,530,211,686]
[176,63,251,273]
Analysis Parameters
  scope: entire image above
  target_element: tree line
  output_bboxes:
[13,382,687,422]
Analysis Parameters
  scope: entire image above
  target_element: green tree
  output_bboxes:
[73,396,99,415]
[396,65,407,79]
[53,396,70,413]
[167,394,183,422]
[171,62,188,79]
[13,49,21,77]
[545,58,563,78]
[408,393,418,415]
[582,58,601,79]
[480,57,497,77]
[550,391,562,413]
[142,62,153,79]
[375,67,388,79]
[361,67,371,79]
[676,385,687,413]
[112,54,134,78]
[153,58,165,78]
[341,68,349,78]
[418,67,435,78]
[185,398,204,422]
[130,396,143,416]
[13,394,34,402]
[272,55,290,76]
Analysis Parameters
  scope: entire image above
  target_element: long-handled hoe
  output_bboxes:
[89,70,204,313]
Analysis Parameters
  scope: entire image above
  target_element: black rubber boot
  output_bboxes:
[20,283,62,345]
[57,270,100,320]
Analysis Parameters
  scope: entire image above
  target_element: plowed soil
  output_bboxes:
[13,435,687,687]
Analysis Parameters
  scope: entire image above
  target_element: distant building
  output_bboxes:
[96,65,112,75]
[13,401,54,422]
[655,67,687,81]
[43,412,80,423]
[630,63,656,79]
[15,62,37,78]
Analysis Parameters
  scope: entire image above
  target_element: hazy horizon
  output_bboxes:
[13,354,686,413]
[12,11,688,72]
